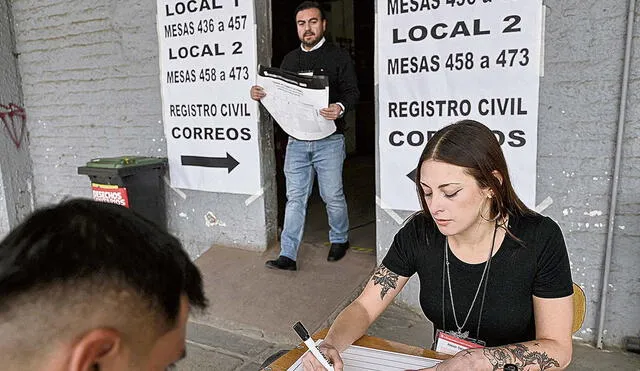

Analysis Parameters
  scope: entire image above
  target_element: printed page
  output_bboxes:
[256,65,336,140]
[287,343,441,371]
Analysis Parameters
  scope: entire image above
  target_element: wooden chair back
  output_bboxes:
[572,282,586,333]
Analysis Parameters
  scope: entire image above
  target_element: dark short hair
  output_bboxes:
[416,120,533,224]
[0,199,207,326]
[295,1,326,21]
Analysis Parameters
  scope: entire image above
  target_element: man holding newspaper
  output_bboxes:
[250,1,359,271]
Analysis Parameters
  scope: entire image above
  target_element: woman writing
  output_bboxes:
[303,120,574,370]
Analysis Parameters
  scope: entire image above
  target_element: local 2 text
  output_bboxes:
[168,42,243,60]
[391,16,521,43]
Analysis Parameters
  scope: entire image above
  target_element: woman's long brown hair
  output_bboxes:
[415,120,535,238]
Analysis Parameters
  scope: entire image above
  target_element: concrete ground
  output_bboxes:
[177,155,640,370]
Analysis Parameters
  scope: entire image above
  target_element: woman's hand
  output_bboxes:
[301,342,344,371]
[300,264,411,370]
[406,348,485,371]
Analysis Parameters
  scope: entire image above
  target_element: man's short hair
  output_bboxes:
[0,199,207,367]
[295,1,326,20]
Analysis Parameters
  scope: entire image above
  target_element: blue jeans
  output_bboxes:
[279,134,349,261]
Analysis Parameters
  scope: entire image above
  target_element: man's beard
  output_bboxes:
[301,32,322,48]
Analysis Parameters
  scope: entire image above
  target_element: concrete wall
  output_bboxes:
[5,0,638,348]
[376,1,640,347]
[0,0,34,238]
[9,0,277,257]
[538,1,639,347]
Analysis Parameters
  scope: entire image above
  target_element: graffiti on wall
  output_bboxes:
[0,103,27,149]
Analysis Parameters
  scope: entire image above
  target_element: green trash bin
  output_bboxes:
[78,156,168,229]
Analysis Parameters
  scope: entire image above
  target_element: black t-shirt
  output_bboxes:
[382,212,573,347]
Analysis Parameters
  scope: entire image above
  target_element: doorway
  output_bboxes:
[269,0,376,252]
[271,0,374,154]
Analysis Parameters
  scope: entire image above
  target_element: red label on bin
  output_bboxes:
[91,183,130,207]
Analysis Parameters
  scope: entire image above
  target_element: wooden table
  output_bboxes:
[263,328,451,370]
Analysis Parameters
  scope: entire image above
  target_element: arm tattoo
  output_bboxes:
[483,344,560,370]
[371,265,399,300]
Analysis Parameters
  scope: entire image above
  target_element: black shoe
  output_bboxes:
[265,256,297,271]
[327,241,349,262]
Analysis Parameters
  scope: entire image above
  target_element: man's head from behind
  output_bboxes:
[0,199,208,370]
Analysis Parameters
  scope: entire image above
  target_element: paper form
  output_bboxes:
[286,342,441,371]
[256,65,336,141]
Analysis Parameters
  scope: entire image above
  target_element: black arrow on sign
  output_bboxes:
[407,167,417,182]
[181,153,240,173]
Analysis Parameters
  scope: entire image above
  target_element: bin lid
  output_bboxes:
[84,156,166,169]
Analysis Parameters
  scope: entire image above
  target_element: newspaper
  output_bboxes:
[256,65,336,140]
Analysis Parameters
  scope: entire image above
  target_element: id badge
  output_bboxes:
[432,330,486,355]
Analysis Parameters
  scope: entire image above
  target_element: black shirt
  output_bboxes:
[280,42,359,134]
[382,212,573,347]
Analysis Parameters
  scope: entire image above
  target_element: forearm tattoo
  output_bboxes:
[483,343,560,370]
[371,265,399,300]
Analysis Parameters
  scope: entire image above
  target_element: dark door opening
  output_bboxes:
[270,0,375,247]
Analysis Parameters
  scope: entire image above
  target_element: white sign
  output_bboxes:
[156,0,260,194]
[377,1,543,211]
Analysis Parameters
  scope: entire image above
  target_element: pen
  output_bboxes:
[292,321,335,371]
